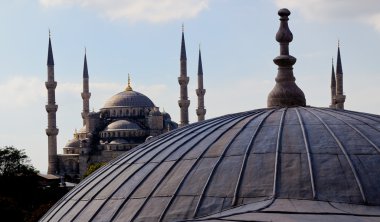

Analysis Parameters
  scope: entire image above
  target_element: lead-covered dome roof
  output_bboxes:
[102,90,155,109]
[41,107,380,221]
[104,120,141,131]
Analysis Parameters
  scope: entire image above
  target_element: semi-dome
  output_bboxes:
[41,107,380,221]
[103,90,155,109]
[104,120,141,131]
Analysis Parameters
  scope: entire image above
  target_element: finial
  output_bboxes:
[267,8,306,108]
[338,39,340,48]
[126,73,133,91]
[85,47,86,54]
[182,23,184,33]
[199,43,201,51]
[49,29,51,38]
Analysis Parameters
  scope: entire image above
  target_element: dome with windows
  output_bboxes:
[102,90,155,109]
[104,120,142,131]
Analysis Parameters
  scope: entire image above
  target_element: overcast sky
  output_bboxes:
[1,0,380,173]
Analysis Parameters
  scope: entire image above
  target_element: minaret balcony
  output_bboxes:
[45,81,57,89]
[196,108,206,116]
[178,100,190,108]
[81,92,91,99]
[178,76,189,85]
[196,89,206,96]
[46,128,59,136]
[46,104,58,112]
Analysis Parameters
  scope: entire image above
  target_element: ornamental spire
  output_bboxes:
[47,30,54,66]
[83,48,88,78]
[335,40,345,109]
[267,8,306,108]
[330,58,336,108]
[180,24,187,60]
[196,46,206,121]
[126,73,133,91]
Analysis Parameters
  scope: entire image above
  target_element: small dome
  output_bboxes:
[104,120,141,131]
[103,90,155,108]
[149,108,161,116]
[64,138,80,148]
[109,139,128,144]
[41,107,380,221]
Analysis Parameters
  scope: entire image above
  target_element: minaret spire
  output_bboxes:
[45,32,59,175]
[267,9,306,108]
[335,41,346,109]
[81,49,91,126]
[196,46,206,121]
[178,24,190,126]
[330,58,336,108]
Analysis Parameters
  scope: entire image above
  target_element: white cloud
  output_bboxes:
[275,0,380,31]
[0,76,45,107]
[39,0,209,23]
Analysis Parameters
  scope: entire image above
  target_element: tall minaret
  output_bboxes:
[45,32,59,175]
[178,25,190,126]
[196,47,206,121]
[330,58,336,108]
[335,41,346,109]
[81,49,91,126]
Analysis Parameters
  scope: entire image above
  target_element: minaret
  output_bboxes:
[330,58,336,108]
[267,9,306,107]
[178,25,190,126]
[196,46,206,121]
[335,41,346,109]
[45,32,59,175]
[81,49,91,126]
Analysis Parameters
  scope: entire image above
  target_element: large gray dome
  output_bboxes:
[41,107,380,221]
[103,90,155,108]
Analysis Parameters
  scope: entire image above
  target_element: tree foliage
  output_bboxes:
[83,162,106,179]
[0,146,37,176]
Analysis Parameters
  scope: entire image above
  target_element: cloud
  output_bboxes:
[0,76,45,107]
[39,0,209,23]
[275,0,380,31]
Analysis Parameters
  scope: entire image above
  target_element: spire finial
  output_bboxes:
[49,29,51,38]
[126,73,133,91]
[182,23,184,33]
[267,8,306,108]
[47,30,54,65]
[338,39,340,48]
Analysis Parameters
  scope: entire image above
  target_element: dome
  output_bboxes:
[103,90,155,108]
[104,120,141,131]
[64,138,80,148]
[41,107,380,221]
[109,139,128,144]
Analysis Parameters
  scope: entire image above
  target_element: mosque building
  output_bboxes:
[45,28,206,179]
[41,8,380,221]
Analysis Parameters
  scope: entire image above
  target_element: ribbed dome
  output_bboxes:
[41,107,380,221]
[103,90,155,108]
[105,120,141,131]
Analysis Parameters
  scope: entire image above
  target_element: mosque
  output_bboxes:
[45,27,206,179]
[41,8,380,221]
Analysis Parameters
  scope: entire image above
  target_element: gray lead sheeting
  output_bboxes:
[41,108,380,221]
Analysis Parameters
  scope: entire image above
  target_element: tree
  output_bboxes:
[0,146,37,176]
[83,162,106,179]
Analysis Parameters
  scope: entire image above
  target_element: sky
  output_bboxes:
[1,0,380,173]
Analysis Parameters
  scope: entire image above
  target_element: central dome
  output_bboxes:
[103,90,155,109]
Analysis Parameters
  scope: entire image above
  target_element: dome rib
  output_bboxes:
[316,109,380,154]
[295,108,316,199]
[272,108,287,199]
[125,111,262,222]
[158,110,265,221]
[232,109,276,206]
[303,107,367,203]
[193,110,269,218]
